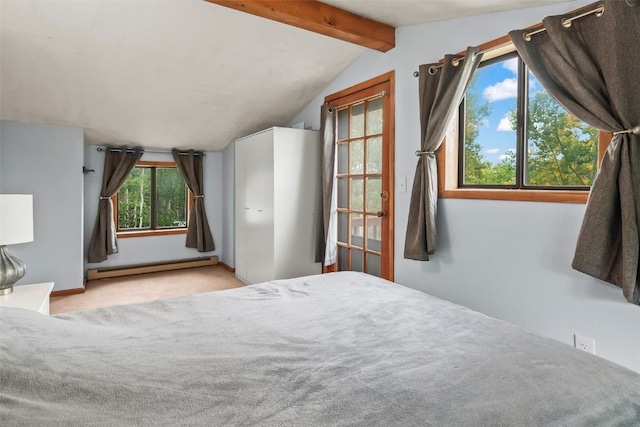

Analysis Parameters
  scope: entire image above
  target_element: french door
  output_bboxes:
[325,72,394,280]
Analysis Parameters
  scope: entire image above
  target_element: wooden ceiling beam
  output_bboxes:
[204,0,395,52]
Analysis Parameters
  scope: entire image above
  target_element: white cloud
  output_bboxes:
[483,78,518,102]
[499,149,516,160]
[486,148,500,154]
[497,114,514,132]
[503,57,518,74]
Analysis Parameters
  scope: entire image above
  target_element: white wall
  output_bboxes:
[289,1,640,373]
[221,141,235,268]
[83,146,222,271]
[0,121,84,291]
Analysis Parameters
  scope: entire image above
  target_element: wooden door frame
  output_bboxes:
[324,71,395,281]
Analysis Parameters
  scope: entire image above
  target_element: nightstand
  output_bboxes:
[0,282,55,315]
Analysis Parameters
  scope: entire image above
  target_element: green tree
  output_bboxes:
[462,66,597,187]
[156,168,187,227]
[118,167,151,229]
[489,149,516,185]
[462,81,495,185]
[524,91,597,186]
[117,167,187,230]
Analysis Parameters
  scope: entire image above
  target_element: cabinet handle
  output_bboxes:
[376,211,386,218]
[243,207,250,210]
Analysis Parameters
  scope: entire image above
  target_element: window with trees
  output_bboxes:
[460,51,598,190]
[115,161,189,236]
[435,37,611,204]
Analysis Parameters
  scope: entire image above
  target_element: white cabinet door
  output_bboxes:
[243,130,275,284]
[273,128,321,279]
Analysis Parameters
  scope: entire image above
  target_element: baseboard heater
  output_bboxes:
[87,256,218,280]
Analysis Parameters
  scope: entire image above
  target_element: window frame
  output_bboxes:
[438,36,612,204]
[113,161,193,238]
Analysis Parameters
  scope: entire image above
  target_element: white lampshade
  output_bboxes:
[0,194,34,246]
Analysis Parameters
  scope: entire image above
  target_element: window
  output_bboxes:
[438,40,611,204]
[114,161,190,237]
[460,51,598,189]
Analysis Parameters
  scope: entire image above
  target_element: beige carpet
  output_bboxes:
[50,265,244,315]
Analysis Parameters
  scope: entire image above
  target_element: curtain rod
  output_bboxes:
[96,147,205,156]
[522,4,604,41]
[325,90,387,111]
[413,3,605,77]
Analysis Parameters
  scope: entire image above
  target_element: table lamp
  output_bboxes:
[0,195,34,295]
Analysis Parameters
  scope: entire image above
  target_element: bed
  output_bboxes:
[2,272,640,425]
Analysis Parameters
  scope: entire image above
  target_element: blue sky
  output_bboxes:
[467,57,541,165]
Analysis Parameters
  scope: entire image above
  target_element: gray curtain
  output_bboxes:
[404,47,483,260]
[315,104,337,264]
[510,0,640,304]
[88,147,143,263]
[172,149,214,252]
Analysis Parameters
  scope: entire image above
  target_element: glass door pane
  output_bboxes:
[365,215,382,253]
[351,104,365,138]
[351,249,364,272]
[365,177,382,213]
[338,246,348,272]
[365,253,381,277]
[350,213,364,248]
[366,137,382,173]
[366,98,383,135]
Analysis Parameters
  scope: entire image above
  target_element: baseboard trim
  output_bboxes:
[219,262,235,273]
[87,256,219,280]
[51,287,85,297]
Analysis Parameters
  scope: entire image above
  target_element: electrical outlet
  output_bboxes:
[574,334,596,354]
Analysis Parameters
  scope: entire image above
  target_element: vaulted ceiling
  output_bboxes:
[0,0,567,151]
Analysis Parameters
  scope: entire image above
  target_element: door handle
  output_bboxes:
[376,211,386,218]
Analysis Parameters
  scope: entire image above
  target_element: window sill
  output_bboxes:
[439,188,588,204]
[116,229,188,239]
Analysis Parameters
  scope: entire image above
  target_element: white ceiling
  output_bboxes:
[0,0,567,152]
[323,0,568,28]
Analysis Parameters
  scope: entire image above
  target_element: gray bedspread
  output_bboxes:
[1,272,640,426]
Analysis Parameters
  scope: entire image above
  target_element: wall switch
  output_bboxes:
[398,176,407,192]
[574,334,596,354]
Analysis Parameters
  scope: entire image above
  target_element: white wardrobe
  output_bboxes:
[234,127,321,285]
